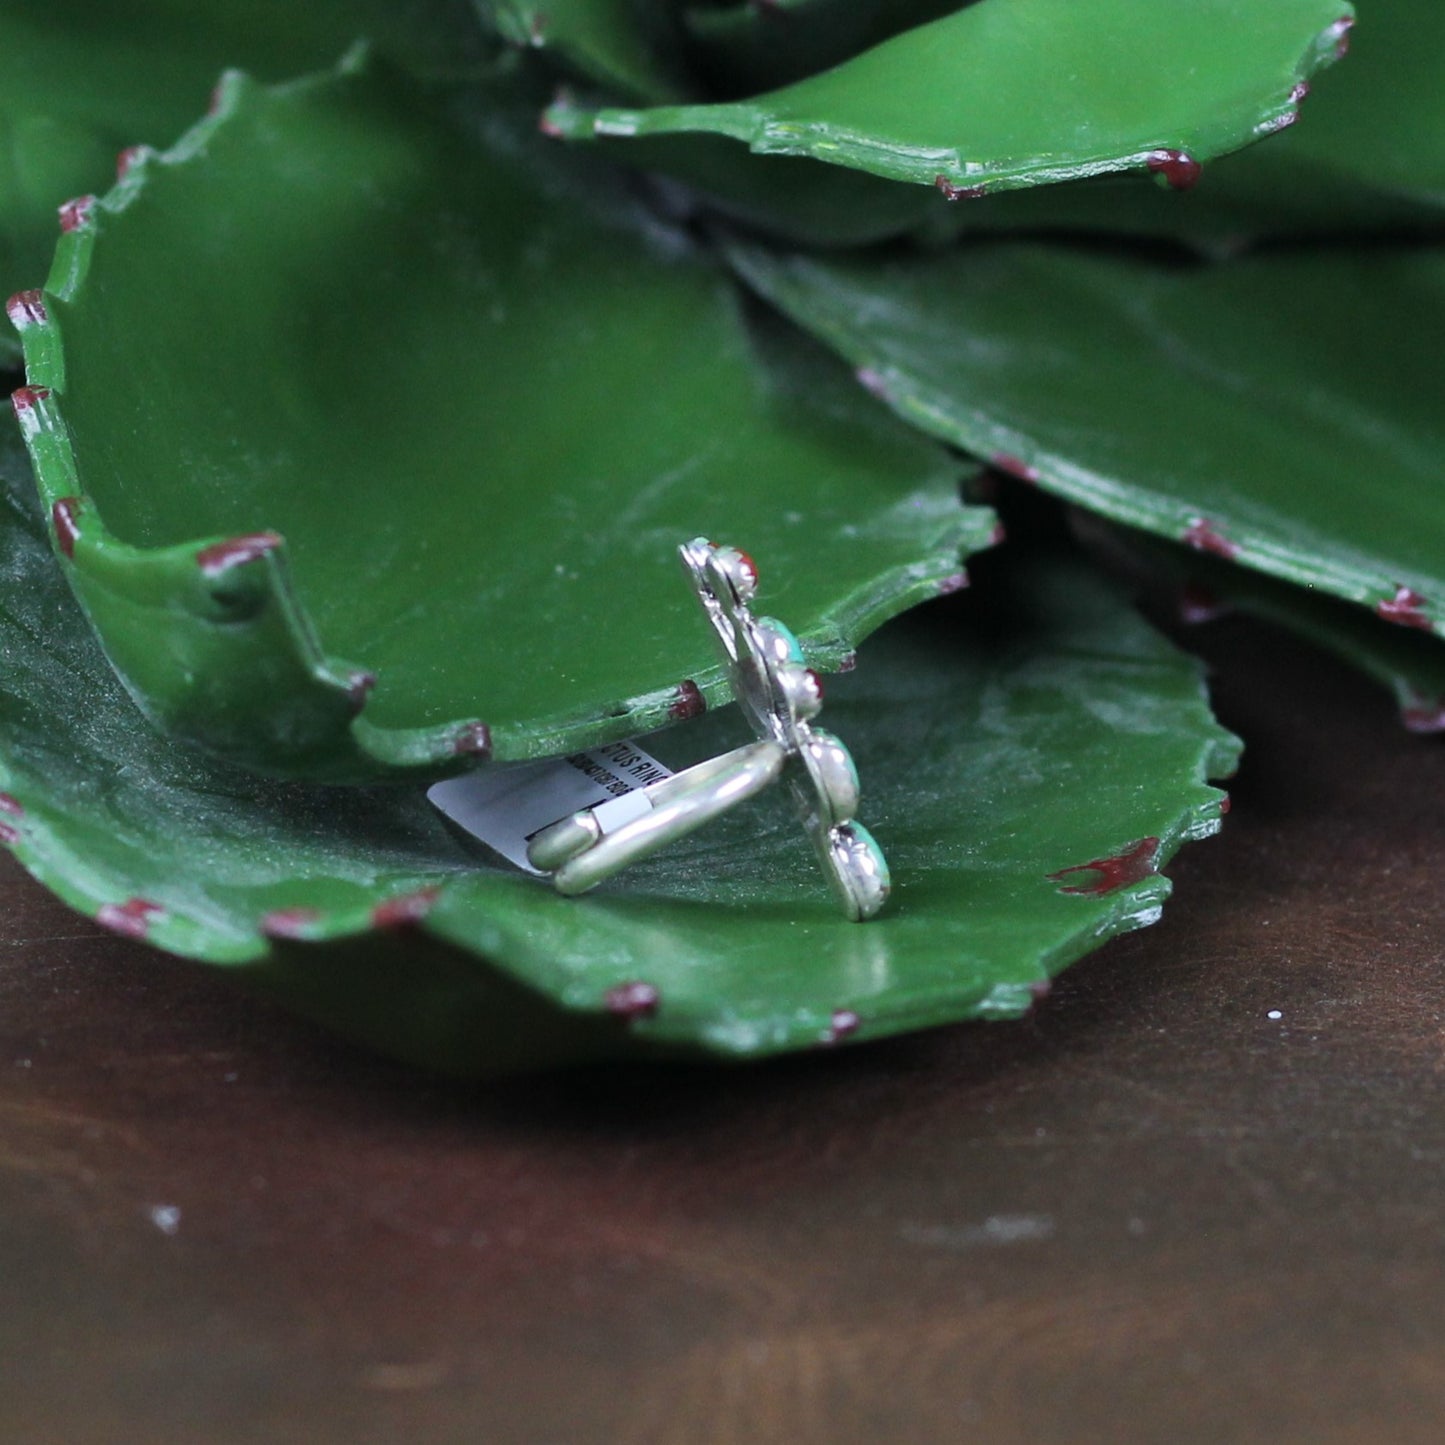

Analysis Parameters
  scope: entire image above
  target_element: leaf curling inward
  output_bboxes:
[14,56,996,781]
[0,415,1236,1075]
[544,0,1354,202]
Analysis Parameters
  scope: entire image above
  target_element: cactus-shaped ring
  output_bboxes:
[527,539,890,921]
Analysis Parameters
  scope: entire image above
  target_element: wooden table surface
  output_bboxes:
[2,614,1443,1444]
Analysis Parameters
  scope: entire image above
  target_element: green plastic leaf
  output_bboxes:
[473,0,690,102]
[730,238,1445,638]
[1084,518,1445,737]
[0,0,492,339]
[546,0,1351,201]
[0,420,1236,1077]
[922,0,1445,248]
[13,58,994,781]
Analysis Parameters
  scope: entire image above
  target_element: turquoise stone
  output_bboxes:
[756,617,806,667]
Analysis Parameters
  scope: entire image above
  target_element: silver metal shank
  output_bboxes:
[531,538,890,921]
[527,739,786,895]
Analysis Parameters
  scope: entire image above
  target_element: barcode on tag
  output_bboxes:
[427,739,673,874]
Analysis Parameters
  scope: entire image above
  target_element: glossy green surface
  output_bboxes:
[0,0,491,330]
[17,60,994,781]
[1088,519,1445,736]
[547,0,1350,197]
[924,0,1445,248]
[0,422,1236,1076]
[474,0,688,101]
[732,239,1445,636]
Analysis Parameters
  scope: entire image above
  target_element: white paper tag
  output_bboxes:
[427,739,673,874]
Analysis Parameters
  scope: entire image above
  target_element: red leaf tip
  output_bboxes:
[1146,150,1202,191]
[604,981,660,1020]
[1378,586,1433,632]
[196,532,282,577]
[372,888,441,930]
[1182,518,1239,560]
[1049,837,1160,897]
[58,196,97,232]
[97,897,163,940]
[669,679,707,722]
[452,721,493,758]
[51,498,82,560]
[5,291,46,329]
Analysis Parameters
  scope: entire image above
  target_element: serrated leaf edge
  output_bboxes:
[12,59,998,780]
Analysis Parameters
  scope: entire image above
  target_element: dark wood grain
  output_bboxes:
[1,614,1443,1444]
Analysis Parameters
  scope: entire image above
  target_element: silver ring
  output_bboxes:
[527,539,890,921]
